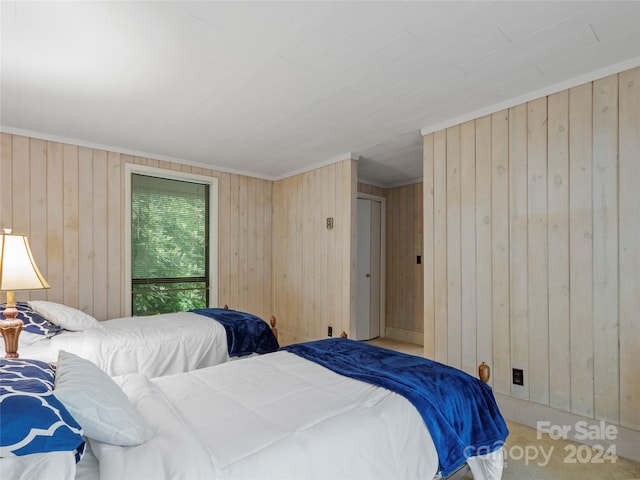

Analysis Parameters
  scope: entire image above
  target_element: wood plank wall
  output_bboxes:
[383,183,424,342]
[422,66,639,432]
[358,182,424,344]
[273,159,357,346]
[0,134,273,323]
[0,135,398,348]
[357,182,386,197]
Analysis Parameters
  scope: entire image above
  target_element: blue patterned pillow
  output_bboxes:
[0,302,62,337]
[0,358,85,461]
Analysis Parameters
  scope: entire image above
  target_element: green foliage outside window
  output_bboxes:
[132,282,207,316]
[131,174,209,316]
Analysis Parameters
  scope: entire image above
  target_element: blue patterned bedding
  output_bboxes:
[0,358,85,462]
[283,338,509,477]
[0,302,62,337]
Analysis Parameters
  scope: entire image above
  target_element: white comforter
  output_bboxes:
[90,351,441,480]
[18,312,229,377]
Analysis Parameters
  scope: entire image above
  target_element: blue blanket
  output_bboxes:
[282,338,508,477]
[190,308,279,357]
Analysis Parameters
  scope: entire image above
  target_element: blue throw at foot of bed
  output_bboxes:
[283,338,509,477]
[190,308,279,357]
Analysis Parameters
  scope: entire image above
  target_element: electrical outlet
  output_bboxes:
[328,326,333,337]
[512,368,524,386]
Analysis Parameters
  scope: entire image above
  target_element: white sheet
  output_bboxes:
[75,442,99,480]
[19,312,229,377]
[0,451,76,480]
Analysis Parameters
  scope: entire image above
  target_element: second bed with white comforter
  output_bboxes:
[14,301,279,378]
[88,350,504,480]
[20,311,230,377]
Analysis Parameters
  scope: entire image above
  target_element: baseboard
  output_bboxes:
[384,327,424,346]
[495,393,640,463]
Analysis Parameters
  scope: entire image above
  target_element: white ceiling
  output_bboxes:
[1,1,639,187]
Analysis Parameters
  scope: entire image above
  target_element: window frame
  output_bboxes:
[124,164,218,316]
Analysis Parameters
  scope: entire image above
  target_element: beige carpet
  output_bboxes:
[496,421,640,480]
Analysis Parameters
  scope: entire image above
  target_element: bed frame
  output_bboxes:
[0,318,22,358]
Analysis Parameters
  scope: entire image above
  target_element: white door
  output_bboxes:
[356,198,382,340]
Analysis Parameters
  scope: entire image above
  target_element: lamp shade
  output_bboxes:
[0,232,50,291]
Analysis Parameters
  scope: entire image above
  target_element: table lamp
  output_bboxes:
[0,229,50,358]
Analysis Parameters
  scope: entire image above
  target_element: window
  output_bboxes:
[128,170,216,316]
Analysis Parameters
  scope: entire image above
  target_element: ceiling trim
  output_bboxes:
[0,125,276,181]
[356,178,388,188]
[358,177,424,189]
[3,56,638,186]
[420,56,640,136]
[386,177,424,188]
[0,125,360,183]
[273,153,358,182]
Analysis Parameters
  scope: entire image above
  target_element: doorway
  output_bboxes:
[355,195,385,341]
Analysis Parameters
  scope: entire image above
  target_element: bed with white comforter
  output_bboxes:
[96,351,439,479]
[20,311,230,377]
[12,301,277,378]
[1,342,506,480]
[91,350,504,479]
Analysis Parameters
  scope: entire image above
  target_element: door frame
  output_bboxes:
[356,192,386,338]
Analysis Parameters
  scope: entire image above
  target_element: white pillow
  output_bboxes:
[54,351,146,446]
[28,301,100,331]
